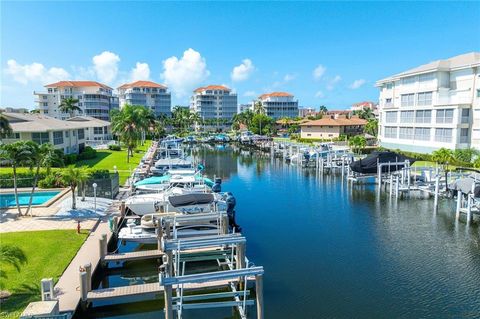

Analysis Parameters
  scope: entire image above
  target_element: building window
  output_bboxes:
[43,95,47,100]
[78,129,84,139]
[386,83,393,90]
[65,131,69,138]
[385,111,398,123]
[399,127,414,140]
[415,110,432,123]
[477,89,480,97]
[417,92,432,106]
[385,98,393,107]
[43,102,48,107]
[461,109,470,124]
[1,132,20,139]
[53,131,63,145]
[400,111,414,123]
[402,76,416,85]
[32,132,49,144]
[434,128,453,143]
[384,126,398,138]
[401,94,415,107]
[414,127,430,141]
[436,109,454,124]
[460,128,469,143]
[419,72,434,82]
[94,127,103,134]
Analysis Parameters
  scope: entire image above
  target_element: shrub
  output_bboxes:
[0,170,47,188]
[78,146,97,160]
[108,144,121,151]
[64,154,78,165]
[38,173,65,188]
[89,169,110,179]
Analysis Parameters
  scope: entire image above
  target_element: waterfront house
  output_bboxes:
[117,80,171,117]
[300,117,367,139]
[34,81,119,121]
[0,113,111,154]
[376,52,480,153]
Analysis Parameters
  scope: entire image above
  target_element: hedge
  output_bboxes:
[0,168,112,188]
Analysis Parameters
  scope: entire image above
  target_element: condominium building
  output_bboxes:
[34,81,118,121]
[299,107,317,118]
[350,101,377,112]
[117,80,171,117]
[191,85,238,122]
[256,92,299,119]
[1,113,111,154]
[238,104,252,114]
[377,52,480,153]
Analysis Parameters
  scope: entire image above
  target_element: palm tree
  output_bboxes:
[61,166,91,209]
[357,107,375,120]
[111,104,142,163]
[0,245,27,281]
[0,141,37,216]
[253,101,265,115]
[365,118,378,137]
[25,143,58,216]
[348,135,367,154]
[0,113,12,141]
[79,166,91,202]
[319,105,328,114]
[59,97,81,118]
[135,106,155,145]
[432,148,454,169]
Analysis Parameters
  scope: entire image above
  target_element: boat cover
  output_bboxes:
[134,175,170,186]
[349,151,416,174]
[168,193,214,207]
[449,176,480,197]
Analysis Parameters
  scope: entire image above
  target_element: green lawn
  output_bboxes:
[75,141,152,185]
[0,230,88,318]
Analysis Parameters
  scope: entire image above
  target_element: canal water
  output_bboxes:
[84,145,480,319]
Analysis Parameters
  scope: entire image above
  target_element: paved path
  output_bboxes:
[0,196,113,233]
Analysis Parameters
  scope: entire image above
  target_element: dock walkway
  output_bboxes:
[103,250,163,263]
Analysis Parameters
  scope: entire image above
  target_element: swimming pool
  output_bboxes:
[0,191,61,208]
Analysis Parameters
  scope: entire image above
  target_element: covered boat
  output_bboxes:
[349,151,416,174]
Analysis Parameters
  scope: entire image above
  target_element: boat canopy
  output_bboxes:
[168,193,215,207]
[349,151,416,174]
[134,175,170,186]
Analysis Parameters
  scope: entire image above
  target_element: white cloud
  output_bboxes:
[315,91,324,98]
[349,79,366,89]
[327,75,342,91]
[231,59,255,82]
[4,59,70,85]
[161,48,210,98]
[244,90,257,97]
[283,73,296,82]
[131,62,150,81]
[313,65,326,80]
[92,51,120,84]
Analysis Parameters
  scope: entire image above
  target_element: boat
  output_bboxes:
[349,151,416,174]
[125,191,227,216]
[134,173,215,193]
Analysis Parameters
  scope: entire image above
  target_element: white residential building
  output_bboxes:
[350,101,377,112]
[1,113,111,154]
[256,92,299,119]
[34,81,119,121]
[376,52,480,153]
[238,104,252,114]
[191,85,238,122]
[117,80,171,117]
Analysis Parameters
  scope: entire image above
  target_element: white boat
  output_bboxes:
[125,191,226,216]
[150,158,193,175]
[134,174,212,194]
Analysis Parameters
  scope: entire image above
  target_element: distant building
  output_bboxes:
[0,107,29,113]
[1,113,111,154]
[299,107,317,117]
[325,110,352,119]
[350,101,377,112]
[377,52,480,153]
[34,81,118,121]
[191,85,238,123]
[300,117,367,139]
[117,80,171,117]
[256,92,299,119]
[238,104,252,114]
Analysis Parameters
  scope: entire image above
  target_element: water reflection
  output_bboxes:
[82,145,480,319]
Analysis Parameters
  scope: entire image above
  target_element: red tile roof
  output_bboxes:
[45,81,112,90]
[117,80,167,89]
[195,85,231,92]
[300,117,367,127]
[259,92,293,100]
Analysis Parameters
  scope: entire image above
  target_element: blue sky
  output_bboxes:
[1,1,479,110]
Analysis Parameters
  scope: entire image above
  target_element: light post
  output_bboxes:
[113,165,117,174]
[92,183,97,212]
